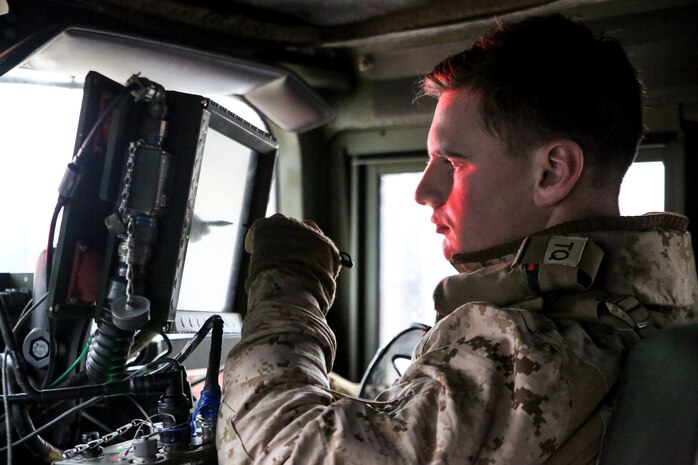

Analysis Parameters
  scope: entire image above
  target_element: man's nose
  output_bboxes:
[415,162,450,207]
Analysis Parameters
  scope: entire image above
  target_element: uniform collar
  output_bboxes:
[450,213,689,273]
[441,213,697,309]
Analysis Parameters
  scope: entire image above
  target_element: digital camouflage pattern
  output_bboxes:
[217,213,698,465]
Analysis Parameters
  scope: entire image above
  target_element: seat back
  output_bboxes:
[358,323,430,399]
[598,323,698,465]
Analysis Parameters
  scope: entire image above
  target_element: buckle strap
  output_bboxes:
[545,291,668,349]
[514,235,605,293]
[605,296,653,330]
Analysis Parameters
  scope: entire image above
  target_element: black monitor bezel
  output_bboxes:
[46,71,277,333]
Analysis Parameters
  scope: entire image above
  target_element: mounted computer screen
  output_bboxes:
[46,71,277,333]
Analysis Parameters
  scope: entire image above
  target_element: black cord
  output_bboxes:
[0,296,35,394]
[41,314,56,390]
[73,89,131,164]
[125,395,150,420]
[205,316,223,389]
[0,398,101,452]
[1,334,178,454]
[127,330,174,369]
[155,330,173,359]
[3,352,12,465]
[80,411,113,434]
[172,315,223,365]
[44,87,132,291]
[44,201,64,290]
[190,367,224,387]
[11,292,48,333]
[0,296,20,357]
[144,357,181,374]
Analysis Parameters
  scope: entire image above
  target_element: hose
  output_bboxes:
[85,306,134,383]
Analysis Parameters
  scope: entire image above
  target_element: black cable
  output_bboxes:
[190,367,224,387]
[172,315,223,365]
[205,316,224,389]
[0,296,20,359]
[46,85,132,320]
[9,405,64,461]
[0,374,148,428]
[0,398,100,452]
[127,330,173,367]
[41,317,91,393]
[125,395,150,420]
[72,89,131,164]
[44,200,64,290]
[3,353,12,465]
[45,87,132,291]
[128,330,155,362]
[11,292,48,332]
[8,370,178,404]
[3,347,180,453]
[0,295,35,394]
[144,357,181,374]
[80,412,113,434]
[41,314,57,390]
[46,89,134,384]
[156,330,173,360]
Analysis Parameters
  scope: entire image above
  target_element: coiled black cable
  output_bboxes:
[85,307,135,384]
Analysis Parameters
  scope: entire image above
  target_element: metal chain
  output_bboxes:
[62,420,144,458]
[119,141,141,307]
[126,217,136,306]
[118,141,139,218]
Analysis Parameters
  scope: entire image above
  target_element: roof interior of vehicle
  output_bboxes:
[44,0,698,90]
[2,0,698,131]
[49,0,698,46]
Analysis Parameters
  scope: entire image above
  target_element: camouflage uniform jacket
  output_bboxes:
[217,213,698,465]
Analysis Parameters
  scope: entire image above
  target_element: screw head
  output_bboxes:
[81,431,100,443]
[30,338,49,360]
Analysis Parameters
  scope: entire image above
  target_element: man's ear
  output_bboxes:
[532,140,584,207]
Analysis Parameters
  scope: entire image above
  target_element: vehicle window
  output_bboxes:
[0,68,272,274]
[379,172,453,344]
[619,161,665,215]
[0,69,83,272]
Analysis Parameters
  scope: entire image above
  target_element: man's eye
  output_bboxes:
[443,157,460,170]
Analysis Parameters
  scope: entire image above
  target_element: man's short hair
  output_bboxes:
[421,14,643,190]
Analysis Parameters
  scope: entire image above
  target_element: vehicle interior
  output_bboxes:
[1,0,697,463]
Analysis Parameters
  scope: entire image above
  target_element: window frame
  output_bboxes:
[337,126,429,376]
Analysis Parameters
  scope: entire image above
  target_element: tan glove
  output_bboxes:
[245,214,342,314]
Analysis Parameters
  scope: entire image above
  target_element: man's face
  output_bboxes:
[415,89,544,260]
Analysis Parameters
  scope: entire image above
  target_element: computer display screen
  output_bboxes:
[176,129,253,314]
[46,72,277,333]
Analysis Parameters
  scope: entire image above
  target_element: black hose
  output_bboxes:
[1,398,100,454]
[44,201,64,290]
[0,295,36,394]
[0,348,62,461]
[85,306,135,383]
[172,315,224,365]
[7,371,176,403]
[205,317,224,389]
[9,404,63,462]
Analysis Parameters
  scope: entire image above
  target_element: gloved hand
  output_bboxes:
[244,214,342,314]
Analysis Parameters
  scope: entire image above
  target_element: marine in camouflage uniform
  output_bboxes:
[216,213,698,465]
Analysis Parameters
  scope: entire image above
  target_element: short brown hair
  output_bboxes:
[422,15,643,189]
